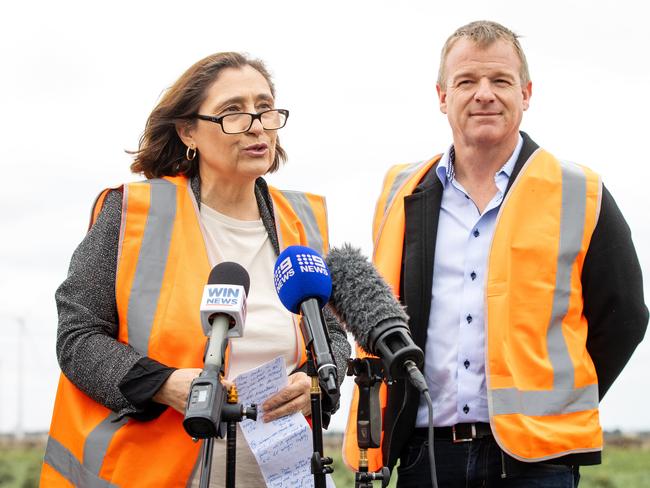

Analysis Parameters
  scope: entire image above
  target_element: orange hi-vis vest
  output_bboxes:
[344,147,603,470]
[41,176,329,487]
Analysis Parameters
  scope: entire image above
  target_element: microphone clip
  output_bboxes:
[347,358,385,449]
[347,357,393,488]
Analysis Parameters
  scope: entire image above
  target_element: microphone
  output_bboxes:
[325,244,427,393]
[200,262,250,375]
[274,245,338,394]
[184,262,250,439]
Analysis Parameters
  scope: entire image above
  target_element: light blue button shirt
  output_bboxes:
[415,135,523,427]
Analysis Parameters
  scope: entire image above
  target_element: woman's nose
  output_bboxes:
[247,117,265,134]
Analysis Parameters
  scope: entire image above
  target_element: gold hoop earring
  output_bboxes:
[186,145,197,161]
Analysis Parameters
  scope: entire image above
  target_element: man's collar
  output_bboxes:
[435,134,524,187]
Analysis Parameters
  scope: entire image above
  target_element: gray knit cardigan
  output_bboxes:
[55,175,350,419]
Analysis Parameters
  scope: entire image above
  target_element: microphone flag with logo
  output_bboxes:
[274,245,332,312]
[199,262,250,339]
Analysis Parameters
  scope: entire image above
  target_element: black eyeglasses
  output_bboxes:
[193,109,289,134]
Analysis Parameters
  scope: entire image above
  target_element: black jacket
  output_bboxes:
[382,132,648,468]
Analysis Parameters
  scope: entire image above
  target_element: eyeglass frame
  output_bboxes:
[187,108,290,134]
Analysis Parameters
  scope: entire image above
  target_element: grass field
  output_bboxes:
[0,444,41,488]
[1,441,648,487]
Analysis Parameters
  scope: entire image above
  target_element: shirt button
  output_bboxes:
[466,315,473,324]
[464,359,470,369]
[473,229,480,237]
[463,404,470,414]
[470,271,477,280]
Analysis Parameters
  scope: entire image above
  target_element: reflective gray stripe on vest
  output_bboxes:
[84,412,129,476]
[127,179,177,355]
[384,161,427,215]
[44,180,177,485]
[491,383,599,416]
[491,161,598,416]
[547,162,587,390]
[278,190,324,255]
[43,436,118,487]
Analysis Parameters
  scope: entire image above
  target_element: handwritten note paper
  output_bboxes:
[235,357,336,488]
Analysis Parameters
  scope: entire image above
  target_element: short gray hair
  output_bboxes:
[437,20,530,87]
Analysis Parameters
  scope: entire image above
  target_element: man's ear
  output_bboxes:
[522,81,532,111]
[437,84,448,114]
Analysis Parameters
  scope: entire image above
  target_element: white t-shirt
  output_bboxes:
[200,203,298,380]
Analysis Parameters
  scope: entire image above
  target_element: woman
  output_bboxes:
[41,52,350,487]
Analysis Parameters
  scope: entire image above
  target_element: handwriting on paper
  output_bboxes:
[234,357,335,488]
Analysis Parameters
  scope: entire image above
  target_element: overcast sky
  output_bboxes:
[1,0,649,435]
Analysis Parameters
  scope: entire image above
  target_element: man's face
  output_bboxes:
[437,38,532,150]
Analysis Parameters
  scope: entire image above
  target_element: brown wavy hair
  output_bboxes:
[129,52,287,178]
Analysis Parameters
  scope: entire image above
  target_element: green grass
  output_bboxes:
[578,446,650,488]
[0,445,42,488]
[1,441,648,487]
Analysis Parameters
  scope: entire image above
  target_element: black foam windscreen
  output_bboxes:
[208,262,251,295]
[325,244,409,353]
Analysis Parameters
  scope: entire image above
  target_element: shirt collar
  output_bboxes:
[435,134,524,187]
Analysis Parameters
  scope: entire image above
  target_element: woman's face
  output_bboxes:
[182,65,278,184]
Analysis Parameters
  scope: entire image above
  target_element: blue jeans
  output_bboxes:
[396,431,580,487]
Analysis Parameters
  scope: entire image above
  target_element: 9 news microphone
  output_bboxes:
[326,244,428,393]
[183,262,250,439]
[274,246,338,395]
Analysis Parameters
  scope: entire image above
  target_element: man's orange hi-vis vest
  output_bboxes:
[41,176,329,487]
[344,148,603,470]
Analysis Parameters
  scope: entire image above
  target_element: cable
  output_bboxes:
[422,390,438,488]
[404,360,438,488]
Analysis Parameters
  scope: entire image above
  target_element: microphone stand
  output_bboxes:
[223,385,257,488]
[347,358,391,488]
[184,338,257,488]
[306,351,334,488]
[193,383,258,488]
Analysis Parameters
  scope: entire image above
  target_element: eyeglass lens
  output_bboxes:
[222,110,286,133]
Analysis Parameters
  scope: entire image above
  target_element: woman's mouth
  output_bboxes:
[242,143,269,157]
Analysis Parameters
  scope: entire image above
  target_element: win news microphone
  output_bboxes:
[326,244,428,393]
[200,262,249,374]
[183,262,250,439]
[274,246,339,395]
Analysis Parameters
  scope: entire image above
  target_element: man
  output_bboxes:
[344,20,648,487]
